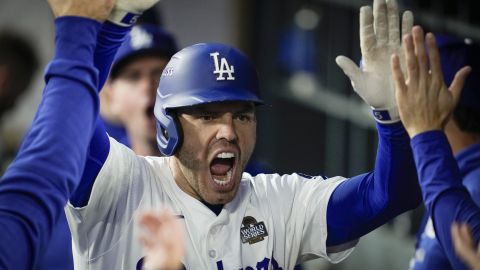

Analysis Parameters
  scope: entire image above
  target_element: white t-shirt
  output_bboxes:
[66,138,354,269]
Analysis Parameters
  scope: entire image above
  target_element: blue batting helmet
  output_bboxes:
[110,24,178,78]
[154,43,263,156]
[437,35,480,112]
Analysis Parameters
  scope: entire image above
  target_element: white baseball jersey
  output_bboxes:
[66,138,354,269]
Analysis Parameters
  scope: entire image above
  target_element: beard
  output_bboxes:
[175,139,252,203]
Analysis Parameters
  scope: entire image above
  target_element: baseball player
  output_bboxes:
[406,34,480,270]
[0,0,116,269]
[60,0,425,269]
[391,26,479,270]
[0,31,38,173]
[98,25,272,177]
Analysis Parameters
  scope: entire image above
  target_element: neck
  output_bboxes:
[169,157,202,200]
[169,157,224,215]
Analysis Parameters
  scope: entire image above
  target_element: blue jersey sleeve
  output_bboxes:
[70,22,131,207]
[411,131,480,270]
[326,122,421,246]
[462,172,480,207]
[0,17,100,270]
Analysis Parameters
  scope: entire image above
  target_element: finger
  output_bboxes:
[401,11,414,42]
[426,33,444,85]
[373,0,388,46]
[403,34,418,85]
[412,26,428,87]
[460,223,475,247]
[336,56,363,79]
[452,224,472,255]
[452,223,462,248]
[391,53,407,93]
[449,66,471,105]
[457,224,479,264]
[387,0,400,46]
[360,6,376,54]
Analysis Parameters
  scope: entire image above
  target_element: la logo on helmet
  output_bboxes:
[210,52,235,81]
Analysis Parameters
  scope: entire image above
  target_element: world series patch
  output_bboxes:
[240,216,268,245]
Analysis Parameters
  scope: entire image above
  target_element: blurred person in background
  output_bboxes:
[0,31,38,173]
[99,23,177,156]
[409,35,480,270]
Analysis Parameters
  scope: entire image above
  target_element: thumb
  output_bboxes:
[449,66,471,105]
[336,56,362,82]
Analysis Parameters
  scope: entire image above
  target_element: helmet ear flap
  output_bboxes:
[155,110,183,156]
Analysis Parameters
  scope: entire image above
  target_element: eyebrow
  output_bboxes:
[178,104,255,114]
[232,105,255,114]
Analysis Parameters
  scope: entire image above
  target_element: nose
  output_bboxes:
[216,114,237,142]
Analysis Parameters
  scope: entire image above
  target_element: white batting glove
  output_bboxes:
[108,0,161,27]
[336,0,413,124]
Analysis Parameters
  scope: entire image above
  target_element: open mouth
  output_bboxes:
[209,152,236,188]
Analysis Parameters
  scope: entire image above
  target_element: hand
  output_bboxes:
[391,26,471,138]
[47,0,116,22]
[451,223,480,270]
[336,0,413,123]
[108,0,162,26]
[138,210,185,270]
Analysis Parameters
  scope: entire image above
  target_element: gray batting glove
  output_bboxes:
[108,0,163,27]
[336,0,413,124]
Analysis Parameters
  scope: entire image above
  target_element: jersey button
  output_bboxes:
[208,249,216,258]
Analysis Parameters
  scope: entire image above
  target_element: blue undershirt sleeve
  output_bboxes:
[411,131,480,270]
[326,122,422,246]
[70,22,131,207]
[95,21,132,89]
[0,16,100,270]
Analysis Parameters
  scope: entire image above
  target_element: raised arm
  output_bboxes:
[392,26,478,269]
[70,0,161,207]
[69,20,131,207]
[0,1,115,268]
[326,121,421,247]
[327,0,421,247]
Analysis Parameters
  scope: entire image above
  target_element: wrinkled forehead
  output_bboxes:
[176,101,255,114]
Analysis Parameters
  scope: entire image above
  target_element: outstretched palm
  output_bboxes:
[336,0,413,118]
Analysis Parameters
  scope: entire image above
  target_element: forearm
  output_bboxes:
[0,17,100,269]
[371,122,421,212]
[411,131,480,269]
[326,122,421,246]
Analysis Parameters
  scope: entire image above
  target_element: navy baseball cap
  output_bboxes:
[110,24,178,78]
[437,34,480,112]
